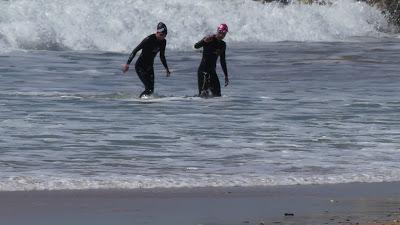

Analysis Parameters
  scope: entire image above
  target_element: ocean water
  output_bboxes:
[0,0,400,191]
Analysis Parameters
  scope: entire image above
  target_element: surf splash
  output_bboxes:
[0,0,389,52]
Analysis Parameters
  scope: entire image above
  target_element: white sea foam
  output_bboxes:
[2,169,400,191]
[0,0,388,52]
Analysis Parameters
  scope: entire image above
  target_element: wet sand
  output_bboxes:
[0,182,399,225]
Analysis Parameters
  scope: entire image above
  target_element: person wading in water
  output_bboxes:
[122,22,171,98]
[194,23,229,97]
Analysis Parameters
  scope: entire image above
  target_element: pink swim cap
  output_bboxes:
[217,23,228,33]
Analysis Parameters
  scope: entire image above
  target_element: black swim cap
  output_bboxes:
[157,22,167,35]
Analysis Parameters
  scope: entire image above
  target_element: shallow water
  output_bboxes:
[0,38,399,190]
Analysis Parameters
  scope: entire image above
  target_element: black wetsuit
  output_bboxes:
[194,36,227,97]
[127,34,169,97]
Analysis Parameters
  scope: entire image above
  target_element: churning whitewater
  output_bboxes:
[0,0,389,52]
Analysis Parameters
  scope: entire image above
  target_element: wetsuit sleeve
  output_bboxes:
[220,43,228,77]
[126,37,147,65]
[159,40,169,70]
[194,38,206,49]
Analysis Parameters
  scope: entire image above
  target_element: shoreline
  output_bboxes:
[1,182,400,225]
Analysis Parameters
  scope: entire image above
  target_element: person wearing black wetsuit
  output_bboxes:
[122,22,171,98]
[194,24,229,97]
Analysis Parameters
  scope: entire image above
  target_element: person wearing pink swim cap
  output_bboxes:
[217,23,229,34]
[194,23,229,97]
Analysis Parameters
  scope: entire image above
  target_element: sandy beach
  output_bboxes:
[0,182,399,225]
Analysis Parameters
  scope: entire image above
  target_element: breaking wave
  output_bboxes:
[0,0,389,52]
